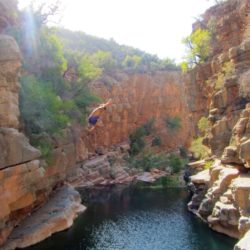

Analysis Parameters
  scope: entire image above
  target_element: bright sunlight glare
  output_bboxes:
[18,0,214,62]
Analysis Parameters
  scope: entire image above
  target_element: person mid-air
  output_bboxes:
[87,99,112,132]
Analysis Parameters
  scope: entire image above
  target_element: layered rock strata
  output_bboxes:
[2,185,86,250]
[88,71,192,151]
[0,1,85,247]
[188,0,250,248]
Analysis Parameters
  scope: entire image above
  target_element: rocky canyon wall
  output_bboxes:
[0,1,84,246]
[0,2,196,246]
[87,71,193,151]
[4,0,250,248]
[188,1,250,249]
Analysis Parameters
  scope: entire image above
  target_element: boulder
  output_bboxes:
[221,146,242,164]
[1,185,86,250]
[0,128,41,169]
[239,139,250,167]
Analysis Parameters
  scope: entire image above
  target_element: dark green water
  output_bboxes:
[24,185,236,250]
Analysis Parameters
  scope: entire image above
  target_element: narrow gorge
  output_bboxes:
[0,0,249,249]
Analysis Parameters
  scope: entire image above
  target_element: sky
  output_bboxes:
[18,0,214,62]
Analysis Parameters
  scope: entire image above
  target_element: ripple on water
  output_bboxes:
[89,209,196,250]
[24,187,237,250]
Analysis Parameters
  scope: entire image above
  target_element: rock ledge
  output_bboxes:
[2,185,86,250]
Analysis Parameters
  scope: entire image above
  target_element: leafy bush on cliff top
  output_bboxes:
[181,28,211,71]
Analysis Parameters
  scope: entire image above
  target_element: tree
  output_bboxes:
[91,50,116,71]
[122,55,142,68]
[39,28,68,75]
[78,55,102,81]
[181,28,211,70]
[20,75,72,135]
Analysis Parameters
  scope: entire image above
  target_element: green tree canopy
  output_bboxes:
[78,55,102,81]
[122,55,142,68]
[181,28,211,70]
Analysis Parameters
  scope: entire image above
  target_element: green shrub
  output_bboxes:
[181,28,211,69]
[160,176,179,187]
[179,146,188,159]
[129,127,146,156]
[215,61,235,90]
[165,116,182,130]
[125,152,169,171]
[20,76,72,135]
[198,116,209,134]
[143,118,155,135]
[152,136,162,146]
[32,137,53,164]
[136,175,180,189]
[130,141,145,156]
[204,160,214,169]
[190,137,210,159]
[168,154,186,173]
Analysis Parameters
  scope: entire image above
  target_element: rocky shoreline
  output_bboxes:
[1,156,171,250]
[1,185,86,250]
[188,160,250,250]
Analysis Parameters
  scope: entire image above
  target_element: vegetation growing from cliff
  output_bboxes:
[152,136,162,146]
[215,61,235,90]
[20,76,72,135]
[9,4,103,160]
[181,28,211,71]
[137,175,180,188]
[190,116,210,159]
[125,151,185,173]
[129,127,147,156]
[165,116,182,130]
[9,3,181,157]
[126,152,168,171]
[198,117,210,135]
[190,137,210,159]
[127,121,185,172]
[204,160,214,169]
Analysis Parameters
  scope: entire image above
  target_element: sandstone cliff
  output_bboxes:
[0,1,85,247]
[188,1,250,249]
[2,0,250,249]
[0,2,194,247]
[87,71,191,150]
